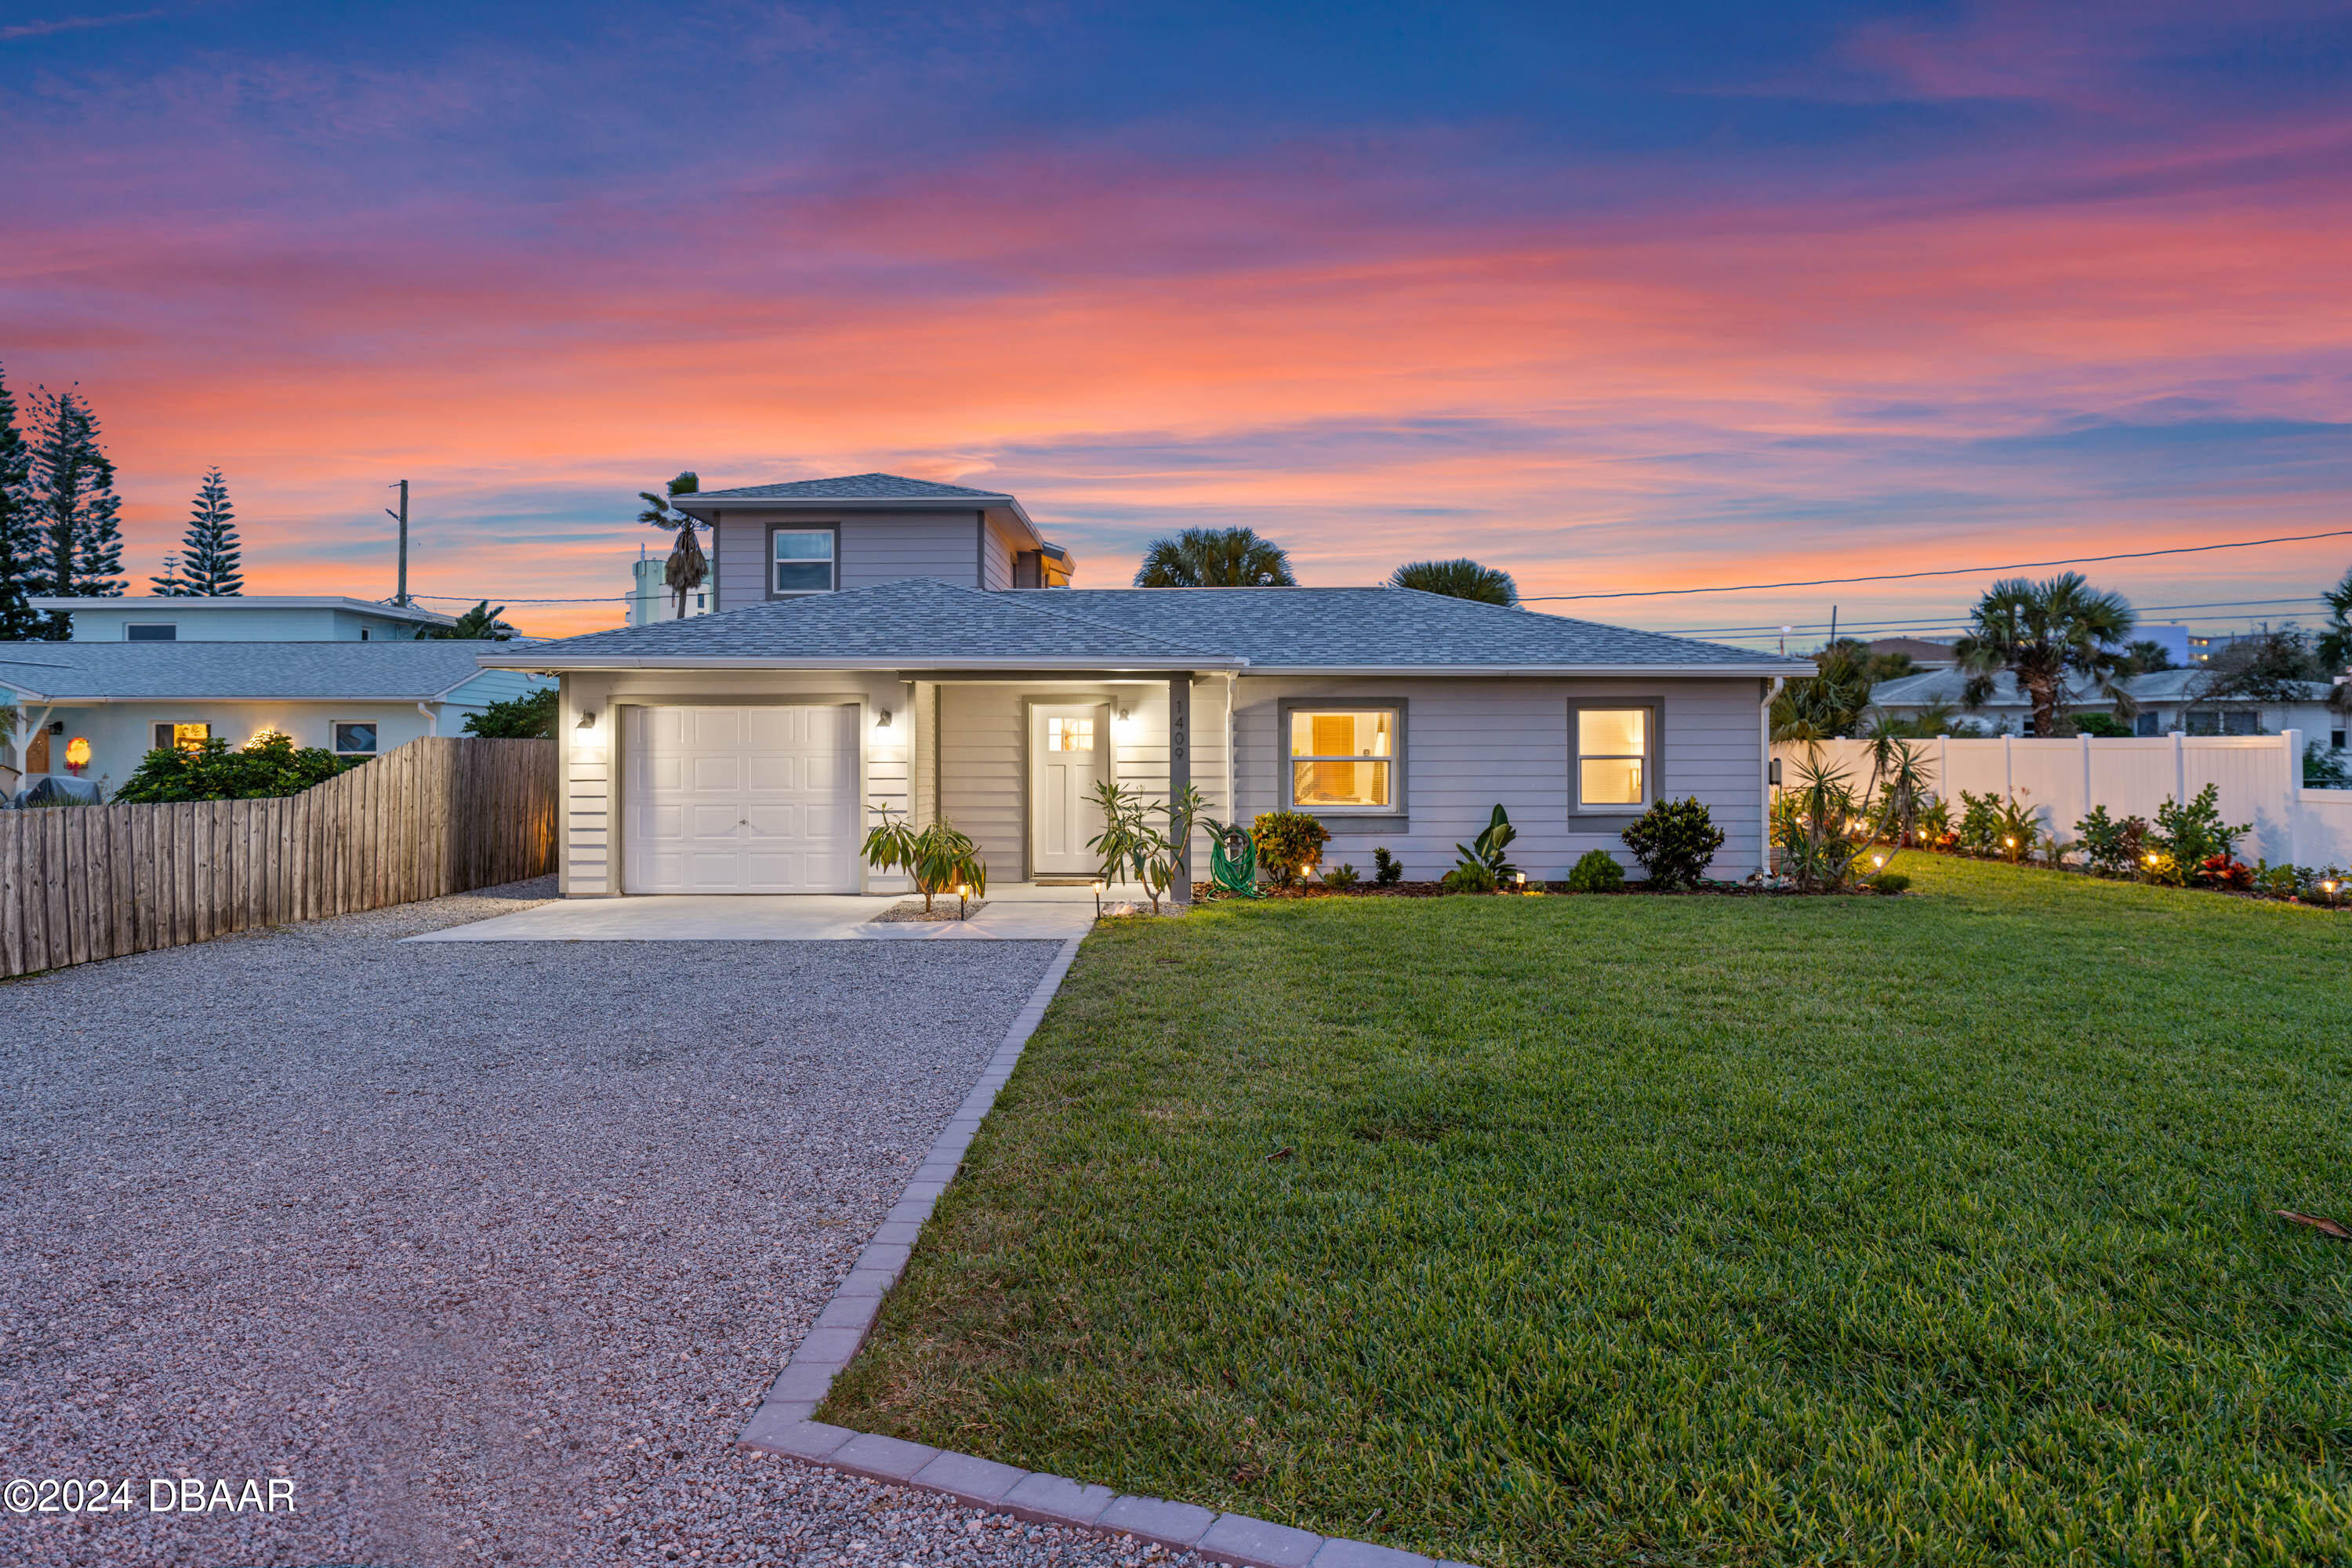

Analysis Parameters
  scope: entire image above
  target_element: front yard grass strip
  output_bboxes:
[822,855,2352,1566]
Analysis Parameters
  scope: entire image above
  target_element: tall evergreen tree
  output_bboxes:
[0,364,37,640]
[24,387,125,637]
[171,467,243,595]
[149,553,187,596]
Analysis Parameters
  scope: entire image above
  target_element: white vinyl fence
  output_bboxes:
[1773,731,2352,870]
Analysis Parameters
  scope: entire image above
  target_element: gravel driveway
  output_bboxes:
[0,880,1177,1568]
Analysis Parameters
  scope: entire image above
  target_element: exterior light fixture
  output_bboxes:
[63,736,91,773]
[1515,871,1528,893]
[876,709,893,728]
[956,882,970,919]
[1871,854,1886,870]
[1091,877,1105,916]
[575,710,597,729]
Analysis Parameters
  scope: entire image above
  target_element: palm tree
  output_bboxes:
[1390,557,1517,605]
[1132,527,1294,587]
[430,601,518,640]
[640,471,706,614]
[1954,572,2137,737]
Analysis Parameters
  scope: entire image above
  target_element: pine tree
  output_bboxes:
[174,467,243,596]
[24,387,125,637]
[0,364,37,641]
[150,553,187,596]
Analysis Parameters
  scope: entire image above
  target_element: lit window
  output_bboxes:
[1577,708,1648,809]
[1289,710,1392,809]
[333,722,378,755]
[1046,716,1094,752]
[773,529,837,595]
[152,722,209,751]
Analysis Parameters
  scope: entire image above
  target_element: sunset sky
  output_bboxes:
[5,1,2351,641]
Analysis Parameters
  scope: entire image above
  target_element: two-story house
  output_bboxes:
[487,474,1807,900]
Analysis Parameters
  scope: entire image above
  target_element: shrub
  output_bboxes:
[2074,804,2150,877]
[1955,790,2004,857]
[1868,872,1911,895]
[1320,863,1361,891]
[1089,782,1181,913]
[462,687,557,738]
[1775,754,1865,891]
[1565,849,1624,892]
[1439,860,1497,894]
[112,733,353,804]
[2073,713,2133,739]
[1913,796,1952,850]
[1372,847,1403,886]
[1621,797,1724,890]
[2151,785,2250,883]
[2199,854,2255,891]
[2306,746,2351,789]
[1252,811,1331,889]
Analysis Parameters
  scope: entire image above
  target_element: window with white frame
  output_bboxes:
[1287,710,1393,810]
[1045,714,1094,752]
[772,528,837,595]
[332,721,379,755]
[1574,707,1651,811]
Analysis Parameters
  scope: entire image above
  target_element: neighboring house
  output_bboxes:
[1870,667,2345,746]
[626,550,716,626]
[482,474,1808,898]
[0,644,549,794]
[28,595,456,641]
[1864,637,1958,670]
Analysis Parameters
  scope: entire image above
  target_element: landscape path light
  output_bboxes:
[1091,877,1105,917]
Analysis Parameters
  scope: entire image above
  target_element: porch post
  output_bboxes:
[1169,673,1192,906]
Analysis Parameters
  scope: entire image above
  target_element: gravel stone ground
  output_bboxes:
[0,880,1189,1568]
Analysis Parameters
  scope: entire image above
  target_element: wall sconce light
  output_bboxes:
[1115,705,1132,723]
[64,736,91,774]
[576,710,598,729]
[877,709,893,728]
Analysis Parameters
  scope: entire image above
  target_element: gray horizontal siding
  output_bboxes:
[711,510,986,605]
[1232,676,1768,880]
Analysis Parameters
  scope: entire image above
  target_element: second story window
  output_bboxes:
[126,623,177,641]
[773,528,837,596]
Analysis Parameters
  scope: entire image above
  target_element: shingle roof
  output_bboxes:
[0,641,517,701]
[691,473,1013,501]
[488,579,1804,673]
[1054,587,1791,670]
[489,579,1228,667]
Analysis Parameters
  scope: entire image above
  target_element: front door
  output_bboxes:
[1030,702,1110,878]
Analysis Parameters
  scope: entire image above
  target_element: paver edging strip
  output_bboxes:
[735,930,1458,1568]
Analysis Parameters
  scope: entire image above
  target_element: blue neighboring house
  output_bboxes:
[2,597,550,797]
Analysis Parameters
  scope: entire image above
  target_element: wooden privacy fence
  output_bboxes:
[0,736,557,979]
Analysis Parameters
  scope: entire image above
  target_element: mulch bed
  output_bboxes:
[869,898,989,924]
[1189,880,1878,901]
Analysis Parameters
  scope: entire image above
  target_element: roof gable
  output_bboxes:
[691,473,1012,502]
[493,580,1802,673]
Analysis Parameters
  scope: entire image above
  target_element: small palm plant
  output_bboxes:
[862,804,988,916]
[1389,558,1518,605]
[1777,752,1866,891]
[1087,781,1182,913]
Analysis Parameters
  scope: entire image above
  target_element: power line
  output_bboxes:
[1662,597,2329,637]
[1522,527,2352,601]
[405,593,629,605]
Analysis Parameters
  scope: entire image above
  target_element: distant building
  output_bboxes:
[1864,636,1958,670]
[1871,667,2342,746]
[628,551,716,626]
[2135,625,2193,668]
[27,595,454,642]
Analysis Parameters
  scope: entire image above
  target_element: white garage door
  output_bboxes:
[623,706,859,894]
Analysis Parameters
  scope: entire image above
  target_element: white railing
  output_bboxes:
[1773,731,2352,869]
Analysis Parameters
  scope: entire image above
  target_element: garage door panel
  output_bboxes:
[624,704,858,895]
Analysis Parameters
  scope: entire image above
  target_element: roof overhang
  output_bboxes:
[478,655,1805,679]
[0,691,464,705]
[477,654,1242,674]
[674,495,1040,550]
[25,595,457,625]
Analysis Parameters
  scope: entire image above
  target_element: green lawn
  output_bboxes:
[821,857,2352,1566]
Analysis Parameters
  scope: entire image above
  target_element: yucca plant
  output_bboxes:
[1777,751,1866,891]
[862,804,988,916]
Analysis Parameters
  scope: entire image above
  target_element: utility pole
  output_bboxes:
[1828,605,1838,648]
[385,481,409,606]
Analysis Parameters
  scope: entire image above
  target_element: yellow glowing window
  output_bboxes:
[1577,709,1647,808]
[1289,710,1392,809]
[151,721,210,753]
[1046,716,1094,752]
